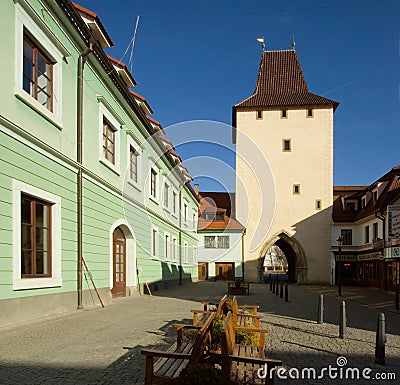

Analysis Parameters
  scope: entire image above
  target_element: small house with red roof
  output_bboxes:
[197,192,245,281]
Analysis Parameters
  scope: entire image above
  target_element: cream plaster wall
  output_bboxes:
[235,107,334,282]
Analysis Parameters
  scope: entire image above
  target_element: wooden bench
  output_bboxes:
[232,296,262,328]
[228,281,250,295]
[191,294,227,326]
[141,312,215,384]
[220,311,282,384]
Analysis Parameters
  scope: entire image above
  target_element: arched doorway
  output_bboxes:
[260,232,308,283]
[111,227,126,297]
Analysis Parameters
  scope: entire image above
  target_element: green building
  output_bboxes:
[0,0,199,325]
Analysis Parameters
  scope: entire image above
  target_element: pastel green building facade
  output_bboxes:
[0,0,198,325]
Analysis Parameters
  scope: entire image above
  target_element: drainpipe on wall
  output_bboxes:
[179,188,182,285]
[241,228,246,280]
[77,44,93,309]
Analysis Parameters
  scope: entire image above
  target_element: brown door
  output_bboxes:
[215,262,235,281]
[198,263,208,280]
[111,227,126,297]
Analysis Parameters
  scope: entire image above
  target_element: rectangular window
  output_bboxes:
[164,234,170,260]
[293,184,300,195]
[372,190,378,203]
[21,194,52,277]
[172,191,177,214]
[307,109,313,118]
[152,228,158,257]
[193,247,198,264]
[315,199,322,210]
[345,201,356,211]
[204,236,216,248]
[217,236,230,249]
[361,197,366,208]
[193,213,197,230]
[373,222,378,240]
[256,110,263,120]
[184,202,188,223]
[103,118,116,165]
[341,229,352,245]
[365,226,370,244]
[129,146,138,183]
[184,242,188,264]
[281,109,288,119]
[282,139,291,152]
[23,35,53,112]
[164,183,169,208]
[150,169,157,198]
[172,237,177,261]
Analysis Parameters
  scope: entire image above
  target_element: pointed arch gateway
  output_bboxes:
[260,231,308,283]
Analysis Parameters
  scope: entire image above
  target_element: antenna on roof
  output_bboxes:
[290,35,296,50]
[128,16,140,73]
[257,37,266,52]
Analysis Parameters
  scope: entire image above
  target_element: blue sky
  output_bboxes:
[77,0,400,192]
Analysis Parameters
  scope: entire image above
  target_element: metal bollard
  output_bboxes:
[272,280,275,294]
[269,277,273,291]
[285,283,289,302]
[339,301,346,339]
[276,281,280,296]
[280,281,283,298]
[395,289,399,311]
[317,294,324,324]
[375,313,386,365]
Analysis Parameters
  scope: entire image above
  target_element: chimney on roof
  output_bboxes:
[194,184,199,196]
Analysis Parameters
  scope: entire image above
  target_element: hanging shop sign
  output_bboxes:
[385,247,400,258]
[357,252,381,261]
[335,254,357,262]
[387,205,400,239]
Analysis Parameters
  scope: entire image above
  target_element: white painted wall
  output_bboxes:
[198,231,243,278]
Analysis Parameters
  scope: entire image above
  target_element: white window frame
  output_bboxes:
[163,179,171,210]
[172,190,178,216]
[12,180,62,290]
[192,209,197,231]
[183,200,188,225]
[151,225,159,259]
[172,237,178,262]
[14,2,64,128]
[193,246,198,265]
[127,135,142,190]
[184,242,188,264]
[164,232,170,260]
[99,102,121,175]
[149,165,159,203]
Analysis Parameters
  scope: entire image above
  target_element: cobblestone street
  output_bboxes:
[0,282,399,384]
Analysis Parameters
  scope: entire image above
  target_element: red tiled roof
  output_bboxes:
[129,90,154,114]
[234,50,339,110]
[333,166,400,222]
[198,192,244,231]
[147,116,161,127]
[199,192,235,218]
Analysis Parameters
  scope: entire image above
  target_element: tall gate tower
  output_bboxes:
[233,49,339,283]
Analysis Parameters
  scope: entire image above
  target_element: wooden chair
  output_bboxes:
[231,296,262,328]
[191,294,227,326]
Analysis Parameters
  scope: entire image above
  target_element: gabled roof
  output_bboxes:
[234,50,339,111]
[333,166,400,223]
[129,90,153,115]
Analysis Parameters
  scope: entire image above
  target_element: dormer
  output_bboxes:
[129,91,153,115]
[147,116,162,132]
[107,56,137,88]
[73,3,113,48]
[344,199,358,211]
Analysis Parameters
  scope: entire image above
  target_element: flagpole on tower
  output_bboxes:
[257,37,265,52]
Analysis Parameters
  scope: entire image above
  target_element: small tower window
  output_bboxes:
[293,184,300,195]
[281,109,288,119]
[282,139,291,152]
[307,109,313,118]
[315,199,322,210]
[256,110,263,120]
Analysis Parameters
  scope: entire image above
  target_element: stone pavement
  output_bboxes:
[0,282,399,384]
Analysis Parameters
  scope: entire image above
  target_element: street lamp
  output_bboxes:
[337,235,344,296]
